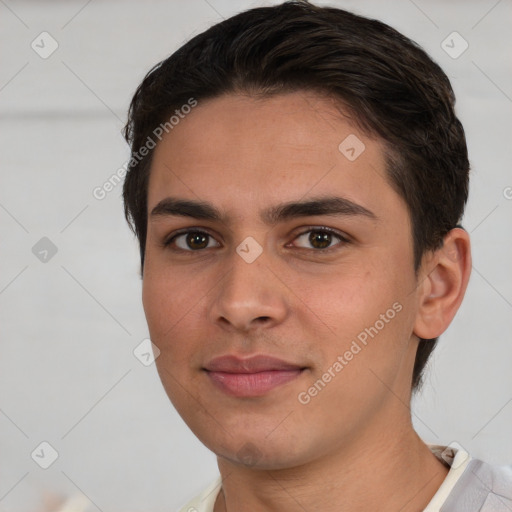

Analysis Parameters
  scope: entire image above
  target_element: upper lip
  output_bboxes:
[204,355,304,373]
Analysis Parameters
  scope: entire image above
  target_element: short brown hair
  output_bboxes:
[122,0,470,393]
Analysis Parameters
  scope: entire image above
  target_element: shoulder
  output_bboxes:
[442,458,512,511]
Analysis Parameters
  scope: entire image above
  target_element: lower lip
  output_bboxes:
[205,369,303,397]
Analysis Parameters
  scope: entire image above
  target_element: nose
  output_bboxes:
[207,245,289,333]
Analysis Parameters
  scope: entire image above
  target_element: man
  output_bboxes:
[122,1,512,510]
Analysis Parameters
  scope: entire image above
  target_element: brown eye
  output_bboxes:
[167,231,220,251]
[293,228,348,250]
[309,231,332,249]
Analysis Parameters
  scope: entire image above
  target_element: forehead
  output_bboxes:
[147,91,399,221]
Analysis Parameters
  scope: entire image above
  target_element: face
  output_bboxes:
[143,91,422,470]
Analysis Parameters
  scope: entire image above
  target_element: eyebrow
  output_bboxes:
[150,195,377,225]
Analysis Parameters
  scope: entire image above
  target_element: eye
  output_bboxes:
[164,230,220,251]
[163,227,349,253]
[291,227,349,251]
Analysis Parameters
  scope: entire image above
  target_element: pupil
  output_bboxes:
[310,231,331,249]
[188,232,208,249]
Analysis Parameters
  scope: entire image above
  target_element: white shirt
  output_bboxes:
[178,443,512,511]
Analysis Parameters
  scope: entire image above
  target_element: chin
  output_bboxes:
[205,431,314,471]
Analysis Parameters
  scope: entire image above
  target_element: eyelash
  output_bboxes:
[163,226,350,253]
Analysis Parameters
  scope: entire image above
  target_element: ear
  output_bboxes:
[413,228,472,340]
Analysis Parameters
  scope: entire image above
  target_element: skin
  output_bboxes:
[142,91,471,511]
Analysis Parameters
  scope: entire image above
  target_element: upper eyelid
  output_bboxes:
[294,226,349,240]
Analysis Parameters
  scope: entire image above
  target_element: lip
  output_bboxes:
[204,355,306,397]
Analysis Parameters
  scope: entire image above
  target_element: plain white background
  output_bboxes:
[0,0,511,510]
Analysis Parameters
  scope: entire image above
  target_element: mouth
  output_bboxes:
[203,354,307,398]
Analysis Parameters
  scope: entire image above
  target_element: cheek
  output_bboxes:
[142,271,200,404]
[141,263,211,371]
[301,259,414,372]
[300,266,392,334]
[142,262,195,333]
[141,273,219,437]
[142,271,185,365]
[142,275,169,337]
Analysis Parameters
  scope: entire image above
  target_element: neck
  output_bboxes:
[214,412,449,512]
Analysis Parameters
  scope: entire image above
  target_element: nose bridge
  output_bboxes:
[222,245,270,309]
[208,242,287,330]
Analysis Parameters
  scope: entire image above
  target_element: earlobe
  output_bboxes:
[413,228,472,340]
